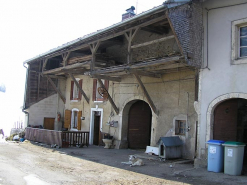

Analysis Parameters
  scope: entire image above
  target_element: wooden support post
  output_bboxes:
[89,41,100,71]
[42,58,48,72]
[97,78,119,115]
[124,28,139,64]
[133,73,158,115]
[46,76,66,104]
[62,51,71,67]
[69,73,89,104]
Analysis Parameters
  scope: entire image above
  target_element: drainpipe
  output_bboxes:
[22,63,29,127]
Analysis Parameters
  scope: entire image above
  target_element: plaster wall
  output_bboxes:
[27,94,58,127]
[196,0,247,165]
[62,70,197,159]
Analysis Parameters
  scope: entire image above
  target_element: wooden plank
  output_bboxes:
[131,35,175,49]
[133,73,157,114]
[69,73,89,104]
[166,12,184,55]
[97,79,119,115]
[46,76,66,104]
[92,74,121,82]
[37,61,42,100]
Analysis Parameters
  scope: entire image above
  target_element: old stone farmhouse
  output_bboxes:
[23,0,203,160]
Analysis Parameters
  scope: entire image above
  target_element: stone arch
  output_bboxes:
[206,93,247,143]
[117,95,158,148]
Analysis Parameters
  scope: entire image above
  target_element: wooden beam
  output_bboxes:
[46,76,66,104]
[166,12,184,55]
[131,35,175,49]
[133,73,158,114]
[69,73,89,104]
[45,75,66,79]
[127,69,161,78]
[42,58,48,72]
[97,79,119,115]
[90,41,101,71]
[92,74,121,82]
[87,56,182,75]
[62,51,71,66]
[124,28,139,64]
[42,61,90,75]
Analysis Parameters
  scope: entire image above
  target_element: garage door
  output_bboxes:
[128,101,152,149]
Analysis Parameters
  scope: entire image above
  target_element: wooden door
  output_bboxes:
[93,115,100,145]
[128,101,152,149]
[213,99,238,141]
[43,118,55,130]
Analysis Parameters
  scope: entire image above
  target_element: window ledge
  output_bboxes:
[94,101,104,103]
[232,58,247,65]
[70,100,79,103]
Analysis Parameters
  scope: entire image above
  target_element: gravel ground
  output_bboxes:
[0,141,247,185]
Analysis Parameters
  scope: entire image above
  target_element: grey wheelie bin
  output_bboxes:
[207,140,225,172]
[222,141,246,175]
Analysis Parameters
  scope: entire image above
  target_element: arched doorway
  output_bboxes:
[213,98,247,170]
[128,100,152,149]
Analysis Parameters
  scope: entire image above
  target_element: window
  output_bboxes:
[232,18,247,64]
[92,79,109,101]
[64,109,82,131]
[240,26,247,58]
[71,110,78,129]
[175,120,186,135]
[70,79,82,101]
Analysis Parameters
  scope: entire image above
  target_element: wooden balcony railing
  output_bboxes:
[62,131,89,148]
[25,127,89,148]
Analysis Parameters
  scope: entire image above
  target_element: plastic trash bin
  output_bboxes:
[207,140,225,172]
[222,141,246,175]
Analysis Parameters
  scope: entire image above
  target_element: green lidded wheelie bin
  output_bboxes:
[222,141,246,175]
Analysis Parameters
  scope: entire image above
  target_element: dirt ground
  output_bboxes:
[0,141,247,185]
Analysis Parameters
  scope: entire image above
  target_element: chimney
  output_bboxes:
[122,6,136,21]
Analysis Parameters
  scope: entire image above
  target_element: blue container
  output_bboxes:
[207,140,225,172]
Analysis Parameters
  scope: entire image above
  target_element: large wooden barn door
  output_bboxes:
[213,99,238,141]
[128,101,152,149]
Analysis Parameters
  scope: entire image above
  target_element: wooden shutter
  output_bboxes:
[64,109,71,129]
[70,81,74,100]
[92,79,97,101]
[103,80,109,101]
[77,111,82,130]
[78,79,82,100]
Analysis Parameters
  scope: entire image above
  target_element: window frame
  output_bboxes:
[70,78,82,101]
[70,108,79,131]
[232,18,247,64]
[175,120,186,136]
[92,79,109,102]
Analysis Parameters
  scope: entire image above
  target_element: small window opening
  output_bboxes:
[175,120,186,135]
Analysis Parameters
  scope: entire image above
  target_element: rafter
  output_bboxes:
[46,76,66,104]
[133,73,158,115]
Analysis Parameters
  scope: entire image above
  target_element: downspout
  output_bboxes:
[22,63,29,127]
